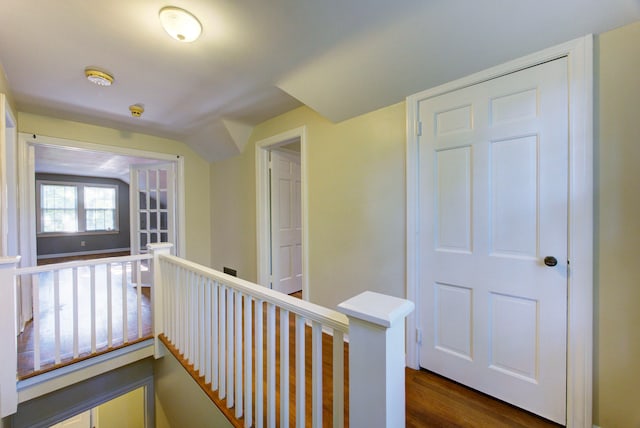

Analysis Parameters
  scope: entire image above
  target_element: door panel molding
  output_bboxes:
[406,35,593,427]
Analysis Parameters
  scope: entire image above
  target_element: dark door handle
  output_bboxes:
[544,256,558,267]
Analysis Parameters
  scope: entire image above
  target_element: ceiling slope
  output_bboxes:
[0,0,639,161]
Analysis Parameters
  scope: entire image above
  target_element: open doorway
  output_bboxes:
[17,133,185,330]
[256,126,308,298]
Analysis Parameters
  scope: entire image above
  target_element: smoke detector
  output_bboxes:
[129,105,144,118]
[85,68,114,86]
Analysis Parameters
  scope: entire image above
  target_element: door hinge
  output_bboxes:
[416,121,423,137]
[416,328,423,345]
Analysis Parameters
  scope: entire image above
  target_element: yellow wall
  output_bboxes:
[18,113,212,265]
[211,103,406,308]
[594,21,640,428]
[154,343,232,428]
[95,387,144,428]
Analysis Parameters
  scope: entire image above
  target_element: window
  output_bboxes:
[84,186,116,231]
[37,181,119,234]
[40,184,78,232]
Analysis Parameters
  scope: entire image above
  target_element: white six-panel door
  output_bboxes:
[418,58,568,423]
[270,150,302,294]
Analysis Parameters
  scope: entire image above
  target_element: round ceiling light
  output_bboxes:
[85,68,114,86]
[159,6,202,42]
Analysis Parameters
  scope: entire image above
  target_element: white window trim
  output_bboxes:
[36,179,120,236]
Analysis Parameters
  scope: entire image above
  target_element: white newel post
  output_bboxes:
[148,243,173,358]
[337,291,415,428]
[0,256,20,417]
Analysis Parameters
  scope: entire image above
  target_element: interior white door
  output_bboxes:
[270,150,302,294]
[418,58,568,423]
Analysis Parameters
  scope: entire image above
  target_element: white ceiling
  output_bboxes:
[34,145,161,183]
[1,0,639,163]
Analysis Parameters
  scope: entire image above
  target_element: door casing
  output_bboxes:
[256,126,308,299]
[405,35,593,427]
[18,133,186,266]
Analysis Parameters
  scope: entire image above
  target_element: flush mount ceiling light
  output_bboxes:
[85,68,114,86]
[159,6,202,42]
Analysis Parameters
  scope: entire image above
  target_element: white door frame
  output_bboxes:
[405,35,593,427]
[0,93,17,257]
[18,133,187,268]
[256,126,308,298]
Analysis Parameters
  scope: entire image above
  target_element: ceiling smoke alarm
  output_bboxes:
[129,105,144,118]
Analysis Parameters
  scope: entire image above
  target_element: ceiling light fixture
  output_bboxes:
[159,6,202,42]
[85,68,114,86]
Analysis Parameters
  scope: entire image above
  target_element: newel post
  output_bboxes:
[0,256,20,418]
[148,243,173,358]
[337,291,415,428]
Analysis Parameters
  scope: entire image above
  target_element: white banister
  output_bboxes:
[148,242,172,358]
[337,291,415,428]
[156,253,351,427]
[0,256,20,418]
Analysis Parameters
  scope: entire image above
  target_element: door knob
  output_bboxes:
[544,256,558,267]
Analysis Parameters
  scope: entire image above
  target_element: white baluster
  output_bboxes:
[136,260,143,339]
[187,270,192,357]
[90,265,96,353]
[180,266,186,353]
[190,272,196,363]
[255,300,264,428]
[280,309,290,428]
[54,270,61,364]
[311,321,322,428]
[204,278,212,384]
[199,275,206,377]
[227,287,234,408]
[219,285,226,399]
[235,290,243,418]
[73,267,80,357]
[295,315,305,428]
[212,280,219,392]
[244,295,253,428]
[184,269,191,361]
[106,264,112,349]
[121,262,128,344]
[267,303,276,428]
[333,330,344,428]
[33,273,40,371]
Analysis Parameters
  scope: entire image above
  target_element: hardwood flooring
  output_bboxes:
[17,263,152,379]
